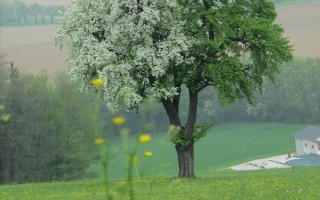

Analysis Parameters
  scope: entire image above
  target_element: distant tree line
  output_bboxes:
[0,0,65,26]
[247,58,320,124]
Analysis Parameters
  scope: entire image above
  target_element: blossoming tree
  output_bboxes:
[56,0,292,178]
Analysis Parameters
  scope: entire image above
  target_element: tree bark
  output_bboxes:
[177,90,198,178]
[162,89,198,178]
[161,98,181,126]
[175,142,195,178]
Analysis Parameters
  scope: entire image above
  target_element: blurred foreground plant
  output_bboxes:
[94,116,152,200]
[0,104,10,122]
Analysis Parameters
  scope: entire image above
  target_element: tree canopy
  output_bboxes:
[56,0,292,111]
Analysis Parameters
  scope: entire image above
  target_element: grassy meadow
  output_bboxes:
[105,123,306,180]
[1,123,316,199]
[1,167,320,199]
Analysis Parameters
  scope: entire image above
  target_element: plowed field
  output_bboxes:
[0,1,320,74]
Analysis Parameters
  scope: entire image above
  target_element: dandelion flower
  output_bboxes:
[113,117,125,125]
[139,134,151,143]
[94,138,105,145]
[91,78,104,87]
[144,151,152,157]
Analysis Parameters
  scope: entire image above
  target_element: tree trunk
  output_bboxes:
[176,142,195,178]
[162,88,198,178]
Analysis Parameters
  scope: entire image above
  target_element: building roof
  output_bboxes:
[294,125,320,141]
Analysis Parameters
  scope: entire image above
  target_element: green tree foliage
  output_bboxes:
[56,0,292,178]
[0,59,100,184]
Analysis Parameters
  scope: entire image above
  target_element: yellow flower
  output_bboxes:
[132,155,139,164]
[144,151,152,157]
[94,138,105,145]
[91,78,104,87]
[139,134,151,143]
[113,117,125,125]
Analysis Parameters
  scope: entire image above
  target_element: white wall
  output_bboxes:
[295,139,304,155]
[302,139,318,155]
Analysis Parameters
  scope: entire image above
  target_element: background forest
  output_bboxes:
[0,58,97,183]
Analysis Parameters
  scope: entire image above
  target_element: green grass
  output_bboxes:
[0,123,317,199]
[1,166,320,199]
[96,123,305,180]
[195,123,305,175]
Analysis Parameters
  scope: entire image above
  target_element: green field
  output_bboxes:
[1,167,320,199]
[106,123,306,179]
[0,123,314,199]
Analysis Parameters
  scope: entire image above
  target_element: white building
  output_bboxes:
[294,125,320,156]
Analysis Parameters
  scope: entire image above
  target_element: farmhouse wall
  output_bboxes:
[295,139,304,155]
[302,139,317,155]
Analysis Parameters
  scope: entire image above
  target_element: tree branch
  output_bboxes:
[231,36,248,45]
[202,0,215,40]
[183,89,198,139]
[173,87,181,114]
[161,98,181,126]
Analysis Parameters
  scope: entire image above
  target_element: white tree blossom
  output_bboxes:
[55,0,193,111]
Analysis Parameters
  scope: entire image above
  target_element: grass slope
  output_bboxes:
[1,167,320,199]
[101,123,305,179]
[196,123,305,175]
[1,123,316,199]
